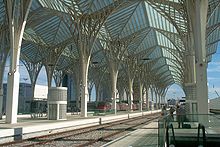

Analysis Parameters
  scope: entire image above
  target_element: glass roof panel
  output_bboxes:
[38,0,71,13]
[155,31,175,49]
[134,29,157,54]
[154,65,169,75]
[144,1,177,33]
[106,2,141,38]
[207,43,218,58]
[78,0,113,13]
[208,5,220,27]
[207,28,220,45]
[148,46,163,59]
[161,47,176,60]
[121,3,150,37]
[21,42,43,63]
[151,57,166,70]
[33,16,62,45]
[2,0,217,88]
[0,0,5,25]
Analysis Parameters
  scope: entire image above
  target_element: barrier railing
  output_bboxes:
[197,123,206,147]
[166,123,176,146]
[158,114,220,147]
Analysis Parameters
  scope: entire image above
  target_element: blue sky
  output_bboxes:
[207,44,220,99]
[165,44,220,100]
[3,44,220,100]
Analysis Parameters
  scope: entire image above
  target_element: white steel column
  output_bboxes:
[128,78,134,111]
[155,89,158,109]
[146,88,150,110]
[184,55,197,114]
[158,94,161,109]
[6,0,32,124]
[0,32,9,119]
[193,0,209,115]
[139,82,143,112]
[150,87,154,110]
[80,56,90,117]
[184,83,197,114]
[110,68,118,115]
[0,85,3,119]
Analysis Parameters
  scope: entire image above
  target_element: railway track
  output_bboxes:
[1,113,160,147]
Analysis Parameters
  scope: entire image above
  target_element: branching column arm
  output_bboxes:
[42,46,65,87]
[5,0,32,124]
[53,70,65,87]
[21,59,43,99]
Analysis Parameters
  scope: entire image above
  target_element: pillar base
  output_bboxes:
[0,88,3,119]
[6,71,20,124]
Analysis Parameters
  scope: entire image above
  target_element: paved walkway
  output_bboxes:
[103,121,158,147]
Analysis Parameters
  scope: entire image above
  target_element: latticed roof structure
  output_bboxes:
[0,0,219,122]
[0,0,219,86]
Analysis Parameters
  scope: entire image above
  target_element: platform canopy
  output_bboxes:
[0,0,220,90]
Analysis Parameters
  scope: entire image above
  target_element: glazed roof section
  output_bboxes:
[0,0,220,88]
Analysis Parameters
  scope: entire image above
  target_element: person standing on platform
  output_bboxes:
[161,105,167,116]
[169,106,175,120]
[176,104,185,128]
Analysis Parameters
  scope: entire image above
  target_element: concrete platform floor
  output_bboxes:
[103,121,159,147]
[0,110,161,144]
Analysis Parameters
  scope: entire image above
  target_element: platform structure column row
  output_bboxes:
[185,0,209,116]
[5,0,32,124]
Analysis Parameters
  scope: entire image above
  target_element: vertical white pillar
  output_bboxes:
[184,83,197,114]
[80,57,89,117]
[5,0,32,123]
[6,72,20,123]
[155,89,158,109]
[151,87,154,110]
[0,86,3,119]
[146,88,150,110]
[128,78,133,111]
[111,71,118,115]
[184,55,197,114]
[196,63,208,114]
[158,94,161,109]
[139,82,143,112]
[193,0,209,115]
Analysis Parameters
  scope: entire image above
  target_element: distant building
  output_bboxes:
[209,97,220,113]
[178,99,186,105]
[3,83,48,114]
[167,99,176,106]
[34,85,48,100]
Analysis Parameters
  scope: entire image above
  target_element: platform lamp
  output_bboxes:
[141,57,151,61]
[91,61,99,68]
[92,61,99,64]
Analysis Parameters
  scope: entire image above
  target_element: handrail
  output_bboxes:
[197,123,206,147]
[166,123,176,146]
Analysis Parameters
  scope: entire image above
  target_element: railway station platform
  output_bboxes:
[103,121,159,146]
[0,110,160,144]
[103,114,220,147]
[1,111,220,146]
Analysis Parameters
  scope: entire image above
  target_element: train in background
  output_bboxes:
[68,101,149,113]
[209,97,220,114]
[95,101,141,112]
[167,98,185,107]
